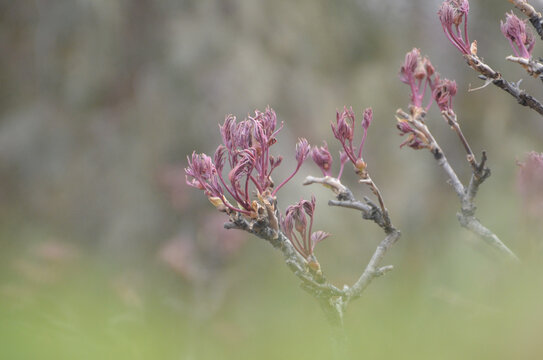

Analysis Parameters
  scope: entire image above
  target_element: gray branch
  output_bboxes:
[424,125,519,261]
[344,230,400,304]
[305,175,394,233]
[464,54,543,116]
[401,110,518,260]
[303,175,401,305]
[456,212,518,259]
[506,56,543,83]
[224,216,347,326]
[223,174,401,327]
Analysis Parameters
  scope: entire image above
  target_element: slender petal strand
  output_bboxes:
[234,120,253,151]
[337,150,349,180]
[273,138,310,195]
[214,145,226,173]
[219,115,237,154]
[310,231,330,252]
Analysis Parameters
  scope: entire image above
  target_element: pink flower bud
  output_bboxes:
[282,196,324,259]
[438,0,471,55]
[185,152,215,189]
[432,78,457,112]
[424,58,435,77]
[332,107,355,143]
[399,48,420,85]
[311,142,333,177]
[396,121,412,134]
[399,49,437,108]
[362,107,373,130]
[295,138,310,165]
[501,12,535,59]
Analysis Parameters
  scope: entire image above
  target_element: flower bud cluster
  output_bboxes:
[399,48,457,113]
[501,12,535,59]
[328,106,373,174]
[397,48,459,150]
[185,107,310,216]
[438,0,472,55]
[281,196,329,259]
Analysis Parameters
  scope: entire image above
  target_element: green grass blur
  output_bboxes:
[0,211,542,360]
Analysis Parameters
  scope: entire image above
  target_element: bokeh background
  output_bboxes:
[1,0,543,359]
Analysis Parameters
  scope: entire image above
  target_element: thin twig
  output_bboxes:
[465,151,491,204]
[304,175,401,305]
[327,198,371,214]
[464,54,543,116]
[224,215,347,326]
[435,147,517,260]
[304,175,392,231]
[344,230,400,304]
[441,111,478,171]
[224,173,401,327]
[303,175,353,200]
[406,110,519,261]
[506,56,543,83]
[360,176,391,229]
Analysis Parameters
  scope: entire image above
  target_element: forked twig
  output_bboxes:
[403,108,519,261]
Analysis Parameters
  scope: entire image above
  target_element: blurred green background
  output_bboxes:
[1,0,542,359]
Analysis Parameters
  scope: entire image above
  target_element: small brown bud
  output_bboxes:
[470,40,477,56]
[355,159,367,171]
[308,260,321,272]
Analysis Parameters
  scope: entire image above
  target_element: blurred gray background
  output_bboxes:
[1,0,541,252]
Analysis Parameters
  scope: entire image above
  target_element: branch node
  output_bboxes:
[375,265,394,276]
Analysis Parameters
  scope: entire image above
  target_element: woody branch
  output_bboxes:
[397,107,518,261]
[396,47,519,261]
[439,0,543,116]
